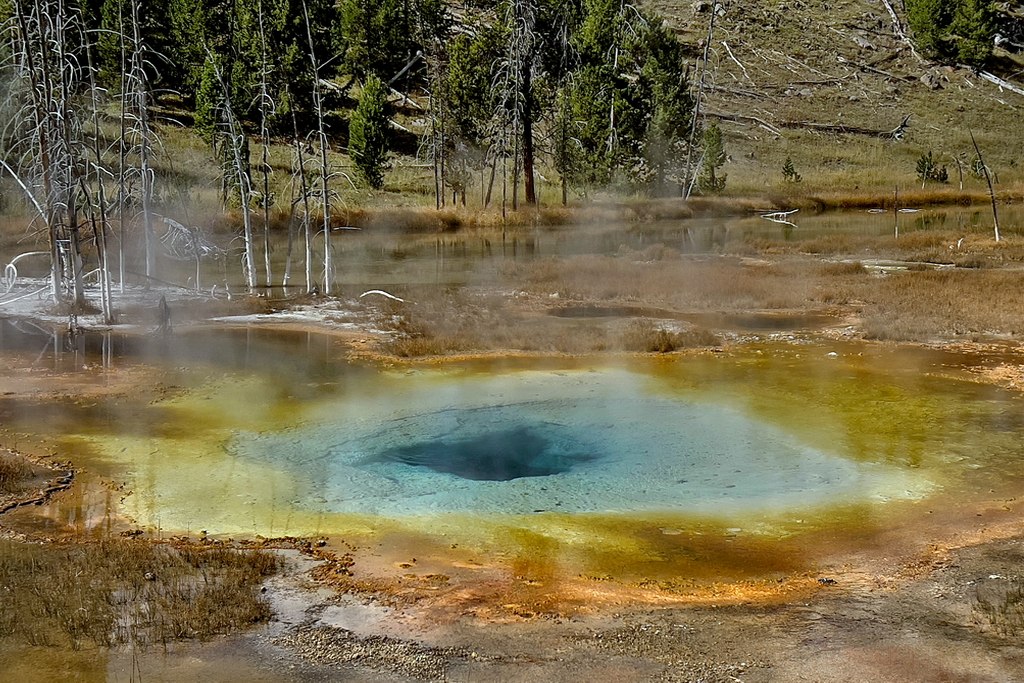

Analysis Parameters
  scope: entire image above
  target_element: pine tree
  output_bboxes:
[339,0,413,80]
[950,0,995,67]
[556,0,676,193]
[906,0,995,67]
[641,18,694,195]
[916,150,949,185]
[193,55,221,143]
[782,157,802,183]
[97,0,175,90]
[697,122,727,194]
[442,27,502,204]
[906,0,953,60]
[349,74,391,189]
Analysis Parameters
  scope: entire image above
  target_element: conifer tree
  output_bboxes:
[698,122,727,194]
[950,0,995,67]
[906,0,996,67]
[906,0,952,60]
[641,18,694,195]
[339,0,413,80]
[782,156,802,183]
[349,73,390,189]
[442,27,501,204]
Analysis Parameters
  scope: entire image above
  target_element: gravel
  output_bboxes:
[274,625,469,681]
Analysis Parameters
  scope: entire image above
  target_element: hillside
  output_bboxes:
[644,0,1024,196]
[2,0,1023,228]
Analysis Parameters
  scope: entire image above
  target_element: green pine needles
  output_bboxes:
[906,0,996,67]
[349,74,391,190]
[782,156,802,183]
[698,122,727,194]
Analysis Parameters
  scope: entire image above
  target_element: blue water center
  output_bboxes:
[228,369,924,518]
[370,418,598,481]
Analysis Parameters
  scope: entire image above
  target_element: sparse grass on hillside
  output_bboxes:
[644,0,1024,196]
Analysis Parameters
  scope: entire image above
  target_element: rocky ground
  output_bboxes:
[120,531,1023,682]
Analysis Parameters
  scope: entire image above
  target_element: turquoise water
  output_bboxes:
[226,368,926,519]
[3,327,1018,548]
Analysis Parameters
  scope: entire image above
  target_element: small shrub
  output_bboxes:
[782,156,802,183]
[817,260,866,276]
[916,151,948,186]
[349,74,391,190]
[697,123,727,194]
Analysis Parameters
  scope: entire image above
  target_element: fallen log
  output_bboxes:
[707,111,911,139]
[976,70,1024,97]
[705,111,783,136]
[785,113,911,139]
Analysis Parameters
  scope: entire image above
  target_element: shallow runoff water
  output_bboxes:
[5,203,1021,294]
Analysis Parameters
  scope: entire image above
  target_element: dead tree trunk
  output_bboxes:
[683,2,716,198]
[303,0,332,294]
[130,0,156,281]
[970,129,1000,242]
[522,64,536,206]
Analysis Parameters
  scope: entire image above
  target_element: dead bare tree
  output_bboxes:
[303,0,333,295]
[83,33,114,323]
[3,0,93,307]
[254,1,274,288]
[496,0,538,209]
[288,88,315,294]
[208,52,257,291]
[683,2,717,199]
[970,129,1000,242]
[127,0,156,281]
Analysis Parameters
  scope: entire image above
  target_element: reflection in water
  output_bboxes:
[7,204,1019,294]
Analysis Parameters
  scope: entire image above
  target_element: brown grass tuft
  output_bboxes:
[0,538,278,650]
[0,452,35,493]
[860,270,1024,341]
[621,320,720,352]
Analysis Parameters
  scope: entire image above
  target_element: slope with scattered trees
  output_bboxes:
[1,0,1022,303]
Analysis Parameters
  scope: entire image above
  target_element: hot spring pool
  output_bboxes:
[227,369,925,518]
[9,328,1023,583]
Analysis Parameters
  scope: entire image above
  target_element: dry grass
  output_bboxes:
[0,451,35,494]
[730,229,1024,266]
[858,270,1024,341]
[0,538,278,650]
[975,579,1024,637]
[367,228,1024,354]
[375,286,720,356]
[621,320,720,352]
